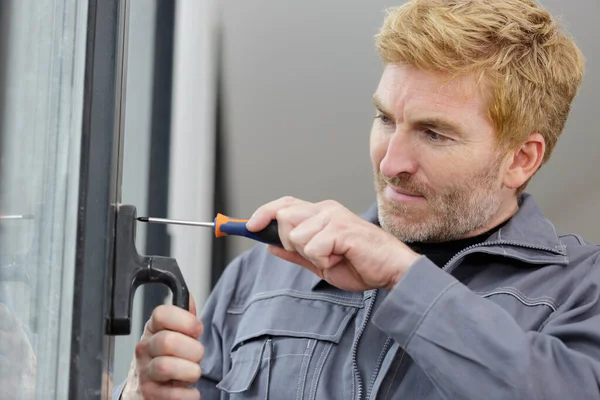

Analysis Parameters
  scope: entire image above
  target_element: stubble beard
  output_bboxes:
[375,158,505,243]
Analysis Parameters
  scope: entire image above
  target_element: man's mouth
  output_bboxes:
[384,184,426,203]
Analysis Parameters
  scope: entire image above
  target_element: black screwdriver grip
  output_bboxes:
[139,213,284,246]
[218,219,282,246]
[252,220,282,246]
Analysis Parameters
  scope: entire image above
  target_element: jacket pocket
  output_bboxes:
[216,337,273,396]
[217,292,360,399]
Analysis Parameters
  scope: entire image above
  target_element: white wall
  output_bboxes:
[167,0,219,312]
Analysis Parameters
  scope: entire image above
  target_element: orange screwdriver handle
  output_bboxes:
[214,213,282,245]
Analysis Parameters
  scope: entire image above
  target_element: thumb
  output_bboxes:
[189,294,197,317]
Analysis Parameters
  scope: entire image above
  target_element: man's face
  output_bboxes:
[371,64,512,243]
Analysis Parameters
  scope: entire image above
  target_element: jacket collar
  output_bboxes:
[487,192,566,253]
[362,192,565,253]
[310,192,567,290]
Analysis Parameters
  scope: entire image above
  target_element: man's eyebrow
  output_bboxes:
[417,117,463,135]
[372,95,463,135]
[372,95,392,115]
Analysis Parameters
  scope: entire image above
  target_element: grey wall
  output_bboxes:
[221,0,600,259]
[525,1,600,240]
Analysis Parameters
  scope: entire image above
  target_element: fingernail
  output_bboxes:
[246,214,257,230]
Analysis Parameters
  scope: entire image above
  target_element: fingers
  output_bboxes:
[249,198,347,269]
[276,205,321,251]
[146,305,203,338]
[246,196,311,232]
[288,212,330,249]
[247,197,342,254]
[132,300,205,399]
[267,245,320,274]
[145,356,202,383]
[141,382,201,400]
[284,210,347,268]
[301,226,346,269]
[189,295,197,317]
[148,331,205,364]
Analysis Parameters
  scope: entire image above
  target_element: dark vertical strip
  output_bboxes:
[211,20,229,288]
[142,0,177,325]
[70,0,122,399]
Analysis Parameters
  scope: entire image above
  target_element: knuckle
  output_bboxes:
[152,305,167,323]
[320,199,339,208]
[164,391,180,400]
[158,332,176,355]
[192,387,201,399]
[140,383,163,400]
[275,208,289,221]
[318,209,332,222]
[140,386,152,399]
[142,319,152,335]
[150,357,172,379]
[280,195,297,204]
[193,343,205,364]
[134,340,149,359]
[288,228,298,242]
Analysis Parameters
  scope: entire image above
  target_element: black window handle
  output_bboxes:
[107,204,190,336]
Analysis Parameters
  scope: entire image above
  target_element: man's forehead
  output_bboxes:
[374,64,487,115]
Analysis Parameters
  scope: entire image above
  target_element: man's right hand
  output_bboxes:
[122,296,204,400]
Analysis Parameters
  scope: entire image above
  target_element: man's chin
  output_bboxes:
[377,198,433,240]
[378,217,428,243]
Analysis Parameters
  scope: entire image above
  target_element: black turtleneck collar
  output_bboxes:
[406,221,507,268]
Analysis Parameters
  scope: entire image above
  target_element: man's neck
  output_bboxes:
[459,195,519,241]
[408,218,509,268]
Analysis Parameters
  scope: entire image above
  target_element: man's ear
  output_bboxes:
[502,133,545,190]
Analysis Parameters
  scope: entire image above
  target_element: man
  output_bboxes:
[116,0,600,399]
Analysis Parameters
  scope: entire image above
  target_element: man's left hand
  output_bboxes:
[247,197,421,292]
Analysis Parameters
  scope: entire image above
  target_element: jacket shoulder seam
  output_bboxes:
[477,287,559,312]
[558,233,586,246]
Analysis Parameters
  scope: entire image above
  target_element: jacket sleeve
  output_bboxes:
[372,255,600,400]
[192,251,248,399]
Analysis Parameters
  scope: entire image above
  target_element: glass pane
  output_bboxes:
[0,1,89,399]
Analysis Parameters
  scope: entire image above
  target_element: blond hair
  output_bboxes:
[376,0,584,179]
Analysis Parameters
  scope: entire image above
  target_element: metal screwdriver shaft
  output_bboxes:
[136,214,282,246]
[137,216,214,228]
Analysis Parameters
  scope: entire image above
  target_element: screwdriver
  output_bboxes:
[136,213,282,246]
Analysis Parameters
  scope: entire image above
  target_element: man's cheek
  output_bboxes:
[369,130,389,170]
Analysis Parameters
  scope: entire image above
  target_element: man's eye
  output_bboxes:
[375,114,393,124]
[424,130,449,143]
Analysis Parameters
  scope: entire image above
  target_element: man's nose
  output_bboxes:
[379,131,419,178]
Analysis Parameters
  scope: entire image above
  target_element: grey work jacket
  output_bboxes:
[115,193,600,399]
